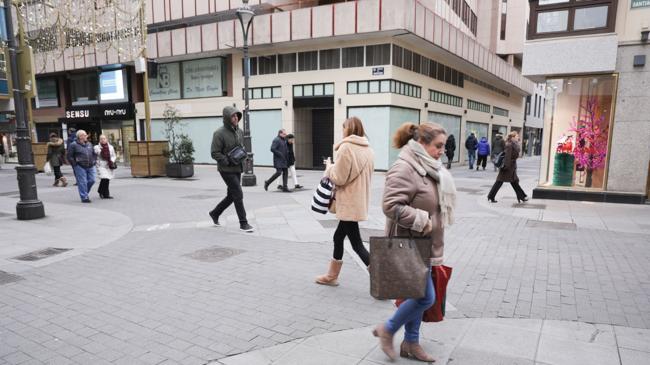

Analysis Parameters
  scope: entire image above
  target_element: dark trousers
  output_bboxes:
[98,178,110,197]
[53,165,63,180]
[477,154,488,169]
[333,221,370,266]
[212,172,248,224]
[488,180,527,200]
[267,168,288,188]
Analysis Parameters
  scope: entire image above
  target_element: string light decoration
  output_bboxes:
[17,0,146,72]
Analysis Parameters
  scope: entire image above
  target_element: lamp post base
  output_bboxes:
[241,153,256,187]
[16,200,45,220]
[15,165,45,220]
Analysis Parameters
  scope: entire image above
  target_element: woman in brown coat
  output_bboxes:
[315,117,374,286]
[487,131,528,203]
[373,122,457,362]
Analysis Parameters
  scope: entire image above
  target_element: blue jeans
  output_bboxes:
[73,165,96,201]
[385,269,435,343]
[467,150,477,169]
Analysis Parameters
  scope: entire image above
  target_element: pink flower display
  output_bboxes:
[569,97,609,172]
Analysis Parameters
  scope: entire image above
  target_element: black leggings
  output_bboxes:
[333,221,369,266]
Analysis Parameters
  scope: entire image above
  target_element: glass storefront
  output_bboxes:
[428,112,461,163]
[541,74,617,189]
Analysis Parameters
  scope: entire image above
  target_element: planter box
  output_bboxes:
[129,141,168,177]
[166,163,194,178]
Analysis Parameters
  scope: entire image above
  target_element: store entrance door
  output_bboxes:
[102,120,135,164]
[66,121,102,145]
[311,109,334,170]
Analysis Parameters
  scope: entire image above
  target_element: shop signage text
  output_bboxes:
[65,110,90,119]
[372,67,385,76]
[631,0,650,8]
[63,104,134,121]
[104,108,128,117]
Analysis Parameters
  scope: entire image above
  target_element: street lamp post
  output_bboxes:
[237,0,256,187]
[3,0,45,220]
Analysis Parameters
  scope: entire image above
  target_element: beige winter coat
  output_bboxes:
[325,135,374,222]
[383,144,445,265]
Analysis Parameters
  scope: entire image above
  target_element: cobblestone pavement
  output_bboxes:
[0,157,649,364]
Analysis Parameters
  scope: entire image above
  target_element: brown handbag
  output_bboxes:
[369,207,432,300]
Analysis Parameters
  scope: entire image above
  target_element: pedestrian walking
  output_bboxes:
[66,128,78,185]
[487,131,528,203]
[209,106,254,232]
[373,122,456,362]
[476,136,490,170]
[491,134,506,171]
[315,116,374,286]
[66,130,96,203]
[0,134,5,169]
[264,129,290,192]
[278,133,302,190]
[465,132,478,169]
[444,134,456,169]
[46,133,68,187]
[94,135,116,199]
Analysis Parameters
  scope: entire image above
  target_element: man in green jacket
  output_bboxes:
[209,106,254,232]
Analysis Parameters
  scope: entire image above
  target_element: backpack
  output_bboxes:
[494,151,506,169]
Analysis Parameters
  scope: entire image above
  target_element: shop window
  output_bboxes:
[541,75,617,190]
[319,49,340,70]
[278,53,297,73]
[99,69,129,103]
[35,78,59,108]
[70,72,98,105]
[298,51,318,71]
[149,62,181,101]
[366,44,390,66]
[529,0,616,39]
[258,55,277,75]
[342,47,364,68]
[182,58,225,98]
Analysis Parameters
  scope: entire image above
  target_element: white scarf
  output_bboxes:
[407,139,457,227]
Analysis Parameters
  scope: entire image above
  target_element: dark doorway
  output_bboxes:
[312,109,334,170]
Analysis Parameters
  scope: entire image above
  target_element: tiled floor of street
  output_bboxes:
[1,157,649,364]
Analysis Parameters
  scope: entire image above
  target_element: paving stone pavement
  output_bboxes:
[0,157,649,364]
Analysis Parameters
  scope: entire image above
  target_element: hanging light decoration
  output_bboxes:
[17,0,146,73]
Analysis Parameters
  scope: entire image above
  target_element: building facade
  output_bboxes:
[27,0,535,170]
[523,0,650,203]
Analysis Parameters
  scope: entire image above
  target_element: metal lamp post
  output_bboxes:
[3,0,44,220]
[237,0,256,186]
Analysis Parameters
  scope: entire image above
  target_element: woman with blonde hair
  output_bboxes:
[315,116,374,286]
[487,131,528,203]
[373,122,456,362]
[94,134,117,199]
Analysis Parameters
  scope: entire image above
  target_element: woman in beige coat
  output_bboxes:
[315,117,374,286]
[373,122,456,362]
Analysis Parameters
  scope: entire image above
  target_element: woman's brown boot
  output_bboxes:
[52,179,60,187]
[400,341,435,362]
[373,324,396,361]
[59,176,68,187]
[315,259,342,286]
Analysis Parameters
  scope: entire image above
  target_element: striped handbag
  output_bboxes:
[311,177,335,214]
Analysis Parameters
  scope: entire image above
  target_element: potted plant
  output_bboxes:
[162,105,195,178]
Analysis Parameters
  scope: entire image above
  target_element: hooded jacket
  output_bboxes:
[211,106,245,173]
[477,137,490,156]
[46,138,66,167]
[492,135,506,158]
[465,134,478,152]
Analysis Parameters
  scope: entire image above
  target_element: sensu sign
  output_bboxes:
[65,110,90,119]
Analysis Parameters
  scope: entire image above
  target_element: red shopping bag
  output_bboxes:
[395,265,452,322]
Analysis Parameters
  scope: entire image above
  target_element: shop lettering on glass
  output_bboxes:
[183,59,223,98]
[153,65,180,96]
[65,110,90,119]
[631,0,650,9]
[104,108,127,117]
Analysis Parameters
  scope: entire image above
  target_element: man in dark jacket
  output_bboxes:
[465,133,478,170]
[264,129,290,192]
[476,136,491,171]
[444,134,456,169]
[66,130,96,203]
[278,133,302,190]
[209,106,254,232]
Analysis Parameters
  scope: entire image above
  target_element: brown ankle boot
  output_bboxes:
[59,176,68,187]
[52,179,60,187]
[400,341,435,362]
[373,324,396,361]
[315,259,342,286]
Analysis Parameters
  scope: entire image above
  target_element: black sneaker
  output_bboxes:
[263,180,269,191]
[294,184,303,189]
[208,210,220,226]
[82,199,91,203]
[240,223,254,232]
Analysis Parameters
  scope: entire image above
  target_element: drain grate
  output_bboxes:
[184,246,244,263]
[0,271,24,285]
[180,194,215,200]
[513,203,547,210]
[526,220,577,231]
[12,248,72,261]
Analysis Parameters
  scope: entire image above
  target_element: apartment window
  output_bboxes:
[428,60,437,79]
[412,53,421,73]
[366,44,390,66]
[430,89,463,108]
[403,49,413,71]
[493,106,509,117]
[35,78,59,108]
[319,49,340,70]
[526,95,531,115]
[278,53,297,73]
[298,51,318,71]
[529,0,617,39]
[500,0,507,40]
[294,83,334,97]
[244,86,281,99]
[342,47,364,68]
[258,55,277,75]
[70,72,98,105]
[437,64,445,81]
[348,79,419,98]
[242,57,258,76]
[420,58,430,76]
[392,45,403,67]
[467,99,491,113]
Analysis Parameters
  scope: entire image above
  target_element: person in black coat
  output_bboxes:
[465,133,478,169]
[264,129,290,192]
[278,133,303,190]
[444,134,456,169]
[487,131,528,203]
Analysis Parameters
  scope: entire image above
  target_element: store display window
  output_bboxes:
[541,74,616,189]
